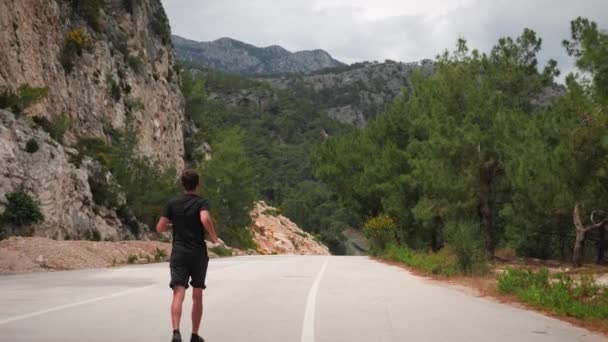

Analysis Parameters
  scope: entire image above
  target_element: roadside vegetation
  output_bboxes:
[498,268,608,320]
[0,191,45,239]
[314,17,608,267]
[313,17,608,326]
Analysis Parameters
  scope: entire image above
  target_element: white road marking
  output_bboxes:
[301,258,329,342]
[0,285,154,326]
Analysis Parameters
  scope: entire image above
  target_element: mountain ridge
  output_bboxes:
[172,35,345,75]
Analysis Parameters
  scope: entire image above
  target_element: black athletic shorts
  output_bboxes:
[169,249,209,290]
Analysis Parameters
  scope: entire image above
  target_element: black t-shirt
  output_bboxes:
[161,194,210,254]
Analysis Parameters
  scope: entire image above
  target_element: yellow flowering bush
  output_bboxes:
[67,28,90,48]
[363,215,398,253]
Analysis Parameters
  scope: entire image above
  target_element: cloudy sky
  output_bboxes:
[162,0,608,74]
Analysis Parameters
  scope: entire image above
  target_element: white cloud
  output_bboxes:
[312,0,476,20]
[161,0,608,76]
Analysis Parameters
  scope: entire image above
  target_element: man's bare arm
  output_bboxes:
[156,216,171,233]
[200,210,218,243]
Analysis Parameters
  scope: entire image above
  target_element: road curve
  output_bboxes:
[0,256,605,342]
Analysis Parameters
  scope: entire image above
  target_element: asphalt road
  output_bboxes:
[0,256,605,342]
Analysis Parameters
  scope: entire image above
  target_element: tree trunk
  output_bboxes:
[573,231,585,267]
[572,204,607,267]
[598,227,606,265]
[573,204,586,267]
[559,233,566,261]
[479,166,495,258]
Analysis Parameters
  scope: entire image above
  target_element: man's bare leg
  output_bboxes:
[172,286,186,331]
[192,288,203,335]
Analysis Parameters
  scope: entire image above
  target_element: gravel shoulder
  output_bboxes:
[0,236,221,274]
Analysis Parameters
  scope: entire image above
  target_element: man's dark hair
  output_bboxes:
[181,169,199,191]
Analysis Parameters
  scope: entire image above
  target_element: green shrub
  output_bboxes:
[497,268,608,320]
[26,139,39,153]
[106,75,121,101]
[33,114,71,143]
[70,0,104,30]
[383,244,459,276]
[73,136,110,166]
[110,31,129,58]
[0,85,49,115]
[209,245,233,257]
[123,0,135,14]
[140,253,152,263]
[0,218,6,240]
[363,215,398,254]
[125,98,144,113]
[262,208,282,217]
[86,228,101,241]
[61,28,93,73]
[2,191,44,226]
[444,222,488,275]
[150,7,171,45]
[88,173,120,208]
[127,254,138,264]
[127,55,145,75]
[153,247,168,262]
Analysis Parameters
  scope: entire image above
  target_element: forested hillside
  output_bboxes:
[313,18,608,266]
[180,68,356,252]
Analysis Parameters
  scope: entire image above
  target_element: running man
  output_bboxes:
[156,169,219,342]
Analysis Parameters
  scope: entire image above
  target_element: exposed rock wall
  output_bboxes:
[264,60,434,126]
[0,0,184,168]
[251,201,330,255]
[0,110,125,240]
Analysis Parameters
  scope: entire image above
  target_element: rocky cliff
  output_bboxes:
[251,202,330,255]
[0,0,185,240]
[0,0,184,168]
[263,60,434,127]
[173,35,344,75]
[0,110,125,240]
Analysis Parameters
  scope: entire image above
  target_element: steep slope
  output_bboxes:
[0,0,184,168]
[0,0,184,240]
[263,60,434,127]
[250,202,330,255]
[0,110,124,240]
[173,35,344,75]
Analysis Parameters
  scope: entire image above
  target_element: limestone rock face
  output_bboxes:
[0,110,125,240]
[250,201,330,255]
[264,60,434,126]
[0,0,184,169]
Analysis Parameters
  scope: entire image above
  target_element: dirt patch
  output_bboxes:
[0,236,221,274]
[374,257,608,337]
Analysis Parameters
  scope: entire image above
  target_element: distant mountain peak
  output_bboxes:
[172,35,345,75]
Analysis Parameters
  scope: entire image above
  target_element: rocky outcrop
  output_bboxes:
[250,202,330,255]
[0,0,185,169]
[263,60,434,126]
[342,228,369,256]
[0,110,125,240]
[173,35,344,75]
